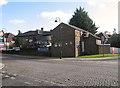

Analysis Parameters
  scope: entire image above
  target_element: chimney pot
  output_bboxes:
[41,28,43,31]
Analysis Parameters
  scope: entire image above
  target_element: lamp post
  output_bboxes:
[55,17,62,59]
[2,28,7,51]
[55,17,61,23]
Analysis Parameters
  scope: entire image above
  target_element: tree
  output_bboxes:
[69,7,99,34]
[110,34,120,48]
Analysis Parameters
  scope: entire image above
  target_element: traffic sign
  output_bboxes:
[101,36,105,42]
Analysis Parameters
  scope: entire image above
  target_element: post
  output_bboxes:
[5,32,7,51]
[101,36,105,57]
[103,42,104,57]
[59,26,62,59]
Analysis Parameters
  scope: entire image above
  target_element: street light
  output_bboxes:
[55,17,61,23]
[54,17,62,59]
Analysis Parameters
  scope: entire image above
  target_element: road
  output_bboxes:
[1,54,119,86]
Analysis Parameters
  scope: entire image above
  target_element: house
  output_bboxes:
[51,22,102,57]
[97,31,111,44]
[15,28,51,48]
[15,28,52,56]
[3,33,15,49]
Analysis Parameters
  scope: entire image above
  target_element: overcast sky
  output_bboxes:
[0,0,119,35]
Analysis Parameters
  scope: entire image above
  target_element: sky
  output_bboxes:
[0,0,119,35]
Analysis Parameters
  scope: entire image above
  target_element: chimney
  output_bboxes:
[50,29,53,32]
[36,29,40,34]
[18,30,22,35]
[36,28,44,34]
[41,28,44,31]
[104,31,108,34]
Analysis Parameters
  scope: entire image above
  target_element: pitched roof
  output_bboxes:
[4,33,15,38]
[17,31,36,37]
[57,22,101,39]
[102,33,110,39]
[17,30,51,37]
[96,32,111,39]
[4,33,10,37]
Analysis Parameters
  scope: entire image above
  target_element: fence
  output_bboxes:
[110,47,120,54]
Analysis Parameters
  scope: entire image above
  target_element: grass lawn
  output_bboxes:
[79,54,119,58]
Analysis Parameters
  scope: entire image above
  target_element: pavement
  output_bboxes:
[77,56,119,61]
[47,56,119,62]
[0,54,118,70]
[2,54,119,61]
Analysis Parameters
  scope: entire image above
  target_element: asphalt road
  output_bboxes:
[1,54,119,86]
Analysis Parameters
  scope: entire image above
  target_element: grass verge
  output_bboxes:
[79,54,119,58]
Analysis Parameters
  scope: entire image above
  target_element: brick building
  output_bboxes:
[4,33,15,49]
[16,28,51,48]
[15,28,52,56]
[97,32,111,44]
[51,23,101,57]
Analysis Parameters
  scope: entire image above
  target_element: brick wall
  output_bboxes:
[51,23,102,57]
[51,23,75,57]
[98,45,110,54]
[83,35,99,55]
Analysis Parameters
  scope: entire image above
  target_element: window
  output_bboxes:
[54,43,57,47]
[65,42,68,45]
[70,41,72,45]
